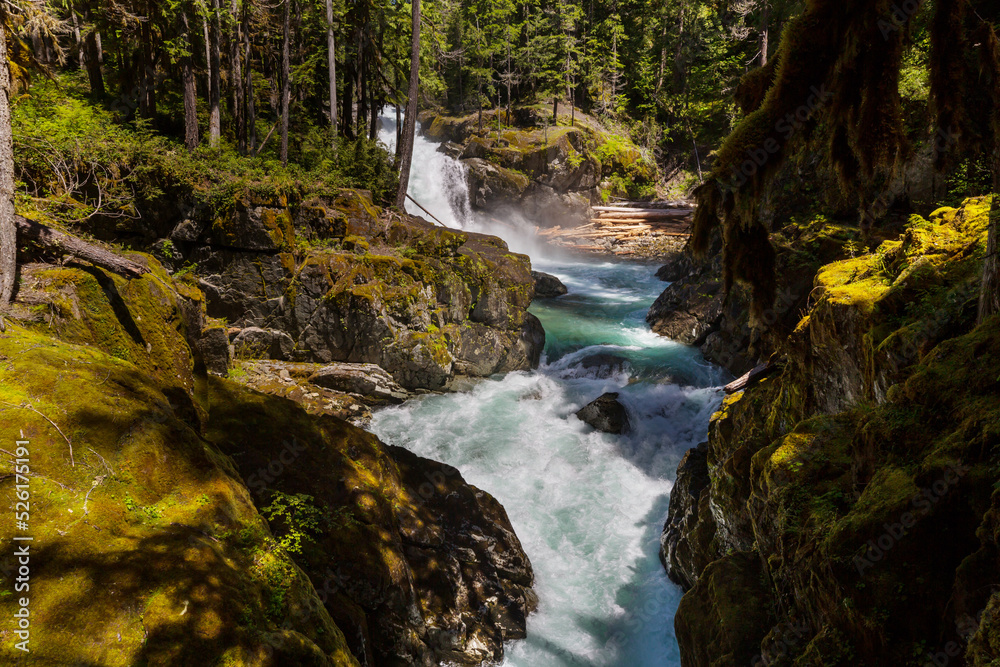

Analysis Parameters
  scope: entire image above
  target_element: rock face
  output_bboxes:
[662,199,1000,665]
[576,392,630,434]
[4,251,536,666]
[420,109,657,227]
[105,188,543,392]
[531,270,568,298]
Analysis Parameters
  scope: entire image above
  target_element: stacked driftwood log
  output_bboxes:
[535,201,692,255]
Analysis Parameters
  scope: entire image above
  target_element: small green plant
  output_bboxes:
[844,239,860,258]
[260,491,326,555]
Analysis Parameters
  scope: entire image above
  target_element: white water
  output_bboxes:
[373,113,726,665]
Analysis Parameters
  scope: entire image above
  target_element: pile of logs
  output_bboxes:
[536,201,693,246]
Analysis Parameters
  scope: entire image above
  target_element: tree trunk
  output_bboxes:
[230,0,245,153]
[181,7,200,151]
[140,21,157,118]
[0,21,16,314]
[760,0,769,66]
[202,6,212,97]
[553,96,558,124]
[280,0,291,165]
[395,0,420,210]
[69,1,84,67]
[979,195,1000,323]
[326,0,337,145]
[243,4,256,152]
[209,0,222,146]
[342,70,354,139]
[84,31,105,95]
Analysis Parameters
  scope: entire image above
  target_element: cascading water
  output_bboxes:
[374,112,726,665]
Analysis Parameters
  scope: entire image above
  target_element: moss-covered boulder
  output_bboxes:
[664,197,1000,665]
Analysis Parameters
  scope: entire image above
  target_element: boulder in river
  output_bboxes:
[576,392,631,434]
[531,270,568,298]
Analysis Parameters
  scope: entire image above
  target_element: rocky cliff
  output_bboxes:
[661,198,1000,665]
[419,108,657,227]
[0,244,535,665]
[86,188,544,392]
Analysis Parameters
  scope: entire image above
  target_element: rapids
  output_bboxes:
[373,113,726,666]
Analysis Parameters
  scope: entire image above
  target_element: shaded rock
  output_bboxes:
[660,442,715,589]
[208,379,536,666]
[646,277,724,346]
[199,324,231,375]
[463,158,530,211]
[308,362,409,400]
[438,141,464,159]
[674,553,775,667]
[514,312,546,369]
[576,392,630,434]
[232,326,296,361]
[460,136,491,159]
[531,270,568,298]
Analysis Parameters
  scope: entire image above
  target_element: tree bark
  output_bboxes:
[979,195,1000,323]
[395,0,420,210]
[15,215,149,279]
[280,0,291,165]
[0,21,16,314]
[209,0,222,146]
[181,7,200,151]
[230,0,245,153]
[84,31,105,95]
[69,0,84,67]
[139,21,157,118]
[243,4,256,152]
[759,0,770,66]
[326,0,337,145]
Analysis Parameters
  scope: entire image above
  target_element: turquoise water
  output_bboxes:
[370,256,726,666]
[374,115,726,665]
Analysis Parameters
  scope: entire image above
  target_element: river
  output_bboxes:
[374,115,726,666]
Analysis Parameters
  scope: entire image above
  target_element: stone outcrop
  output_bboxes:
[3,246,536,665]
[576,392,630,434]
[96,188,544,392]
[531,270,568,298]
[419,108,657,227]
[662,198,1000,665]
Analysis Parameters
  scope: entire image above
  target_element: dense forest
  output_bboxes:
[1,0,792,186]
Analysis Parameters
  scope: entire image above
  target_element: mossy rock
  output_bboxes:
[0,325,357,666]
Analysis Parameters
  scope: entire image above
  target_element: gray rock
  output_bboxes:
[232,327,296,361]
[199,326,231,375]
[660,442,715,589]
[463,158,530,211]
[531,271,568,298]
[308,362,409,400]
[438,141,464,159]
[576,392,630,434]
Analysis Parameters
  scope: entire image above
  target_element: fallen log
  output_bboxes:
[15,215,150,279]
[593,206,694,216]
[723,362,776,394]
